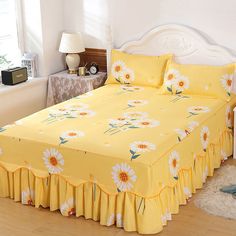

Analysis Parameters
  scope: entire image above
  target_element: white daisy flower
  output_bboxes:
[49,108,70,117]
[60,130,84,140]
[65,103,89,111]
[130,141,156,153]
[120,85,144,92]
[111,60,126,78]
[184,187,192,198]
[75,92,93,99]
[49,108,80,119]
[81,91,93,97]
[0,126,9,133]
[22,189,34,205]
[221,74,233,94]
[127,100,148,107]
[161,212,172,225]
[200,126,210,151]
[123,111,148,120]
[188,106,210,114]
[132,119,160,128]
[173,76,189,92]
[169,151,180,179]
[202,166,208,182]
[166,212,172,221]
[161,213,169,225]
[221,149,228,161]
[60,198,75,216]
[188,121,199,132]
[15,120,23,125]
[164,69,180,86]
[112,163,137,192]
[225,105,232,128]
[109,117,130,126]
[121,68,135,84]
[116,213,123,227]
[77,110,96,117]
[107,213,115,226]
[175,128,187,141]
[43,148,64,174]
[161,214,167,225]
[66,111,79,118]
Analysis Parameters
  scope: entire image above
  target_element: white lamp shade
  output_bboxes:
[59,32,85,53]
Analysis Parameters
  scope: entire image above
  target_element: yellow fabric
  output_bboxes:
[0,131,233,234]
[0,84,235,234]
[159,61,235,101]
[106,50,172,87]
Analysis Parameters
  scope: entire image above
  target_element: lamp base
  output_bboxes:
[65,53,80,74]
[68,69,78,74]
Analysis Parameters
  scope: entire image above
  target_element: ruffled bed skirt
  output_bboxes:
[0,130,233,234]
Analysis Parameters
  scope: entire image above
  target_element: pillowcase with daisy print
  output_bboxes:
[106,49,172,87]
[159,60,236,101]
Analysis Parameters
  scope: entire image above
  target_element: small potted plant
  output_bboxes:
[0,55,13,70]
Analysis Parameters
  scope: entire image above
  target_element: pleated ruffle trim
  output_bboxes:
[0,129,233,234]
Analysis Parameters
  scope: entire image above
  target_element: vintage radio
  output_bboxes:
[1,67,28,85]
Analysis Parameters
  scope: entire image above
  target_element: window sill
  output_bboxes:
[0,77,48,95]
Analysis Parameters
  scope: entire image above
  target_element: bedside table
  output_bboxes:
[46,71,106,107]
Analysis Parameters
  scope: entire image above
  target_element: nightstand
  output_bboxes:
[46,71,106,107]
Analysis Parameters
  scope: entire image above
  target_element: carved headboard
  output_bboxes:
[107,24,236,71]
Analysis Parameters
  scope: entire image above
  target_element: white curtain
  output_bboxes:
[0,0,23,69]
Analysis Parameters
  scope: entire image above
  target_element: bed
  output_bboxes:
[0,24,236,234]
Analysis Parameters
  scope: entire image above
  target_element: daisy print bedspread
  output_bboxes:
[0,84,234,197]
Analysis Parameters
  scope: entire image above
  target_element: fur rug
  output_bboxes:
[194,165,236,219]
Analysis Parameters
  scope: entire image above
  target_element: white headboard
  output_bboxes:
[107,24,236,71]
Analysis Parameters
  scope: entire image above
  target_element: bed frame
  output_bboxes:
[107,24,236,89]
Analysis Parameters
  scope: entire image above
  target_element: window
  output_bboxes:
[0,0,22,71]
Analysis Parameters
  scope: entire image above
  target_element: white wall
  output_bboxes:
[40,0,65,75]
[64,0,112,49]
[63,0,236,56]
[21,0,236,75]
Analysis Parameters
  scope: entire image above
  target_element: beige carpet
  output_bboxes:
[195,165,236,219]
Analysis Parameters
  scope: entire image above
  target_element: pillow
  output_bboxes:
[106,49,172,87]
[159,61,235,101]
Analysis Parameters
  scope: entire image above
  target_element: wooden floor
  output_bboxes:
[1,159,236,236]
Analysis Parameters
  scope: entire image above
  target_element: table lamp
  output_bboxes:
[59,32,85,74]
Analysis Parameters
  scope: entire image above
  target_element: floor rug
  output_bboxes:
[194,165,236,219]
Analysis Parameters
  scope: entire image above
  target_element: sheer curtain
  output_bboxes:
[0,0,23,71]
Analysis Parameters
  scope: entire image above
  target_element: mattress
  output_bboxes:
[0,84,235,233]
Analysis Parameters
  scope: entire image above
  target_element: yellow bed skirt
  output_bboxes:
[0,129,233,234]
